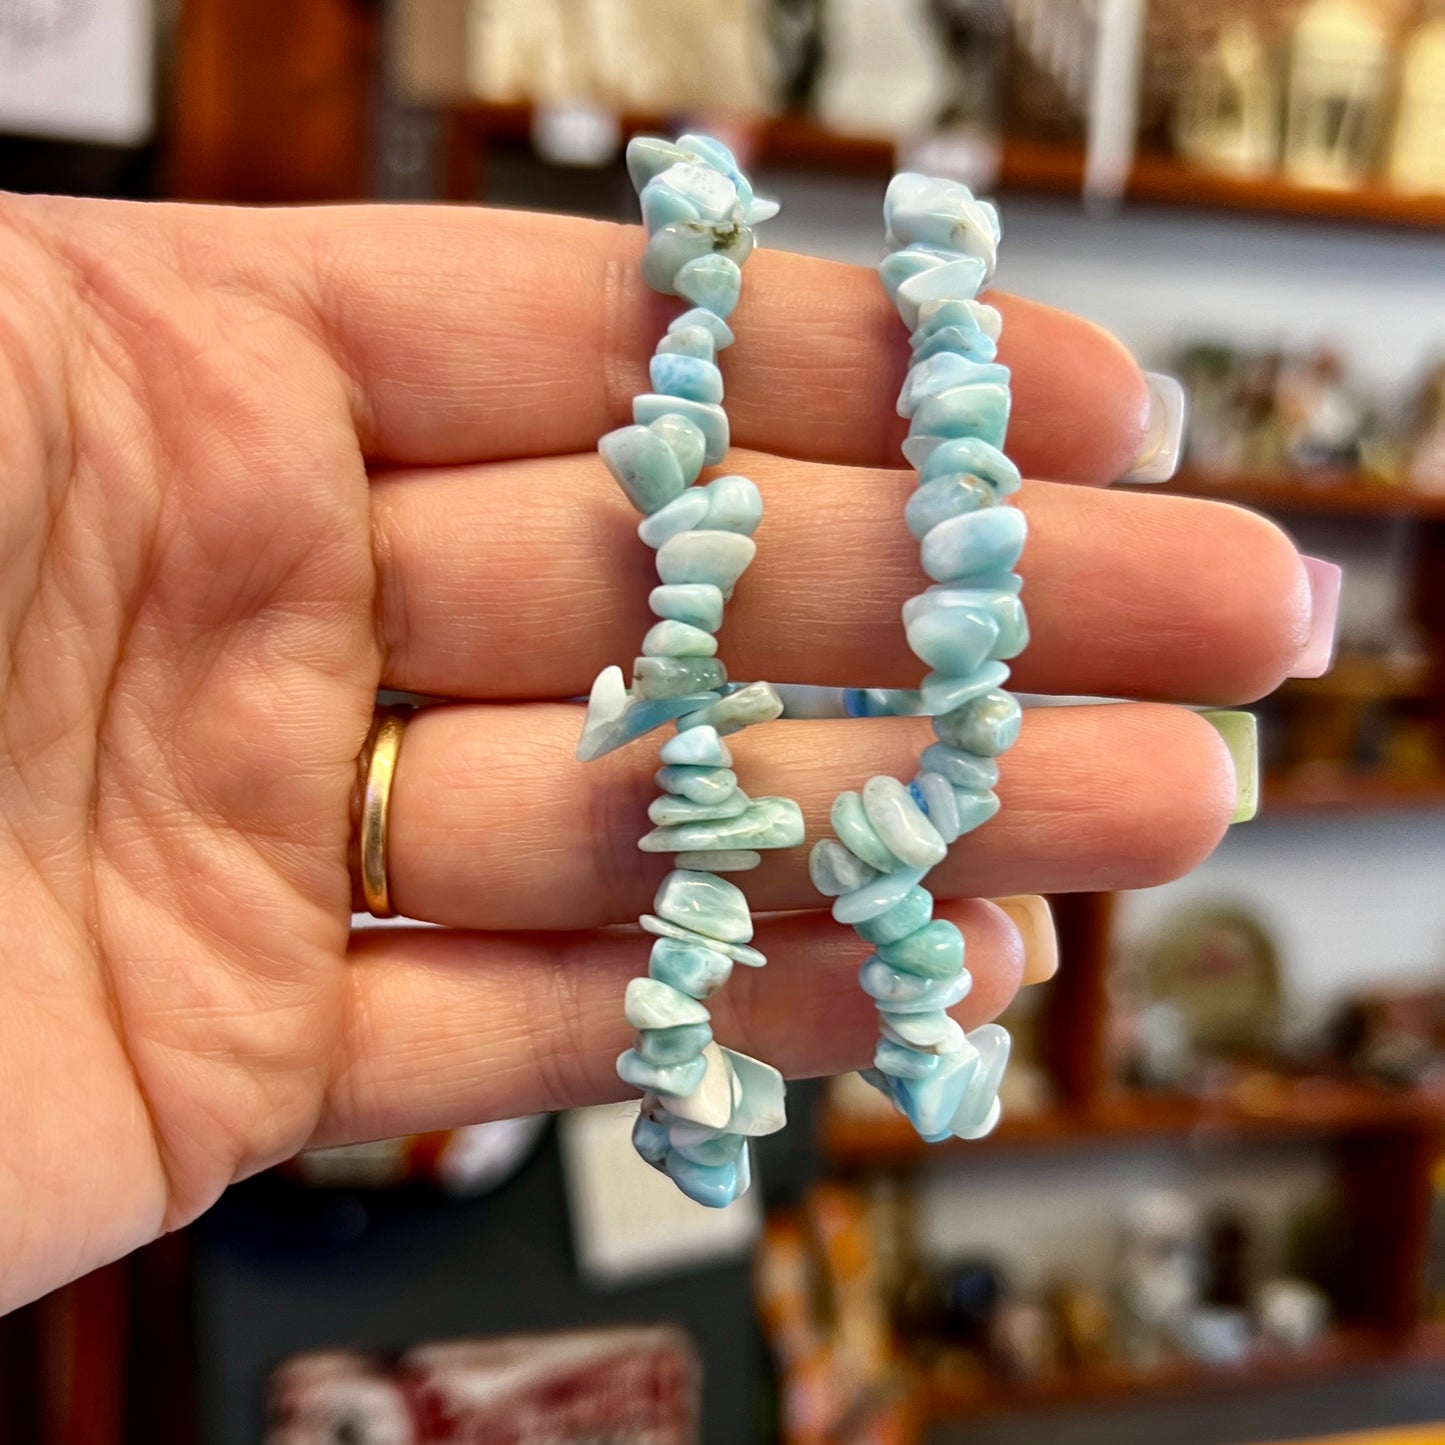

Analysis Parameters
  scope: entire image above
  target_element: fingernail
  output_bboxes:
[992,894,1058,984]
[1290,556,1343,679]
[1122,372,1186,484]
[1201,710,1259,823]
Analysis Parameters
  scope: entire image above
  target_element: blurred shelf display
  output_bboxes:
[822,1076,1445,1166]
[922,1325,1422,1420]
[443,105,1445,232]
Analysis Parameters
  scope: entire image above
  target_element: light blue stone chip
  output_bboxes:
[637,1021,714,1066]
[676,682,784,736]
[832,866,928,926]
[634,394,730,466]
[650,583,725,632]
[654,764,738,804]
[598,424,686,515]
[638,488,710,548]
[669,306,735,350]
[905,594,1001,678]
[808,838,879,898]
[656,325,717,362]
[654,529,756,597]
[920,742,1000,791]
[659,724,732,768]
[905,474,997,541]
[898,353,1010,419]
[907,586,1028,665]
[624,976,711,1029]
[640,221,753,297]
[647,789,748,826]
[702,475,762,535]
[665,1151,740,1208]
[655,869,754,944]
[861,774,946,869]
[649,936,733,999]
[647,414,708,485]
[891,1047,980,1138]
[830,791,904,874]
[855,886,933,945]
[860,957,972,1013]
[951,788,1001,837]
[675,253,744,318]
[617,1048,708,1097]
[650,352,725,404]
[876,918,965,980]
[909,382,1012,452]
[631,1113,672,1167]
[632,655,726,700]
[640,796,804,854]
[920,506,1027,584]
[641,914,767,967]
[916,435,1021,495]
[933,689,1023,757]
[874,1039,942,1080]
[918,659,1011,716]
[641,619,718,658]
[575,664,719,762]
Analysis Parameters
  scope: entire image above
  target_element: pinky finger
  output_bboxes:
[317,900,1027,1147]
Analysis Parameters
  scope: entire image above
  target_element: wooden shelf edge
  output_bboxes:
[921,1325,1431,1421]
[1162,471,1445,519]
[821,1079,1445,1165]
[446,107,1445,232]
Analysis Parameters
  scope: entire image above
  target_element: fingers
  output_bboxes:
[317,899,1023,1144]
[387,701,1233,932]
[371,454,1312,703]
[288,206,1146,479]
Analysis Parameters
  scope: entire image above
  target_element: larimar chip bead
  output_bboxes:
[933,689,1023,755]
[649,937,734,999]
[659,725,732,768]
[854,885,933,944]
[641,620,718,658]
[650,351,724,403]
[650,583,725,632]
[919,506,1028,583]
[633,394,730,466]
[654,869,755,944]
[654,530,757,597]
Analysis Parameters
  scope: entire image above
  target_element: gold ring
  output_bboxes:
[356,707,409,918]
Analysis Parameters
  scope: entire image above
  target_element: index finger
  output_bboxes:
[289,206,1149,479]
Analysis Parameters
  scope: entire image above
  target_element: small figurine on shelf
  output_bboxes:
[1115,1190,1205,1367]
[1283,0,1394,190]
[1257,1277,1332,1349]
[1407,359,1445,493]
[1173,21,1281,178]
[1389,5,1445,194]
[1275,345,1370,470]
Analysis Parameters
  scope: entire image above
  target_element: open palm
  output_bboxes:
[0,192,1312,1311]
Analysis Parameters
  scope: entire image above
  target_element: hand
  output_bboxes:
[0,193,1312,1310]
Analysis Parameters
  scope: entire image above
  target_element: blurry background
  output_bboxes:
[5,1,1445,1443]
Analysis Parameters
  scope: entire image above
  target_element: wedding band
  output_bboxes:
[357,707,409,918]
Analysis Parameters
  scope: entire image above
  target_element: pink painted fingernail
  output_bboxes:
[1291,556,1342,679]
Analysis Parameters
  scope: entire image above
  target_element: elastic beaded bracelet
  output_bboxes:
[807,173,1026,1144]
[578,134,798,1207]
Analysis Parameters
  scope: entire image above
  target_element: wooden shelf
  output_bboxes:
[446,108,1445,232]
[821,1078,1444,1166]
[1264,772,1445,813]
[921,1325,1428,1421]
[1162,471,1445,519]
